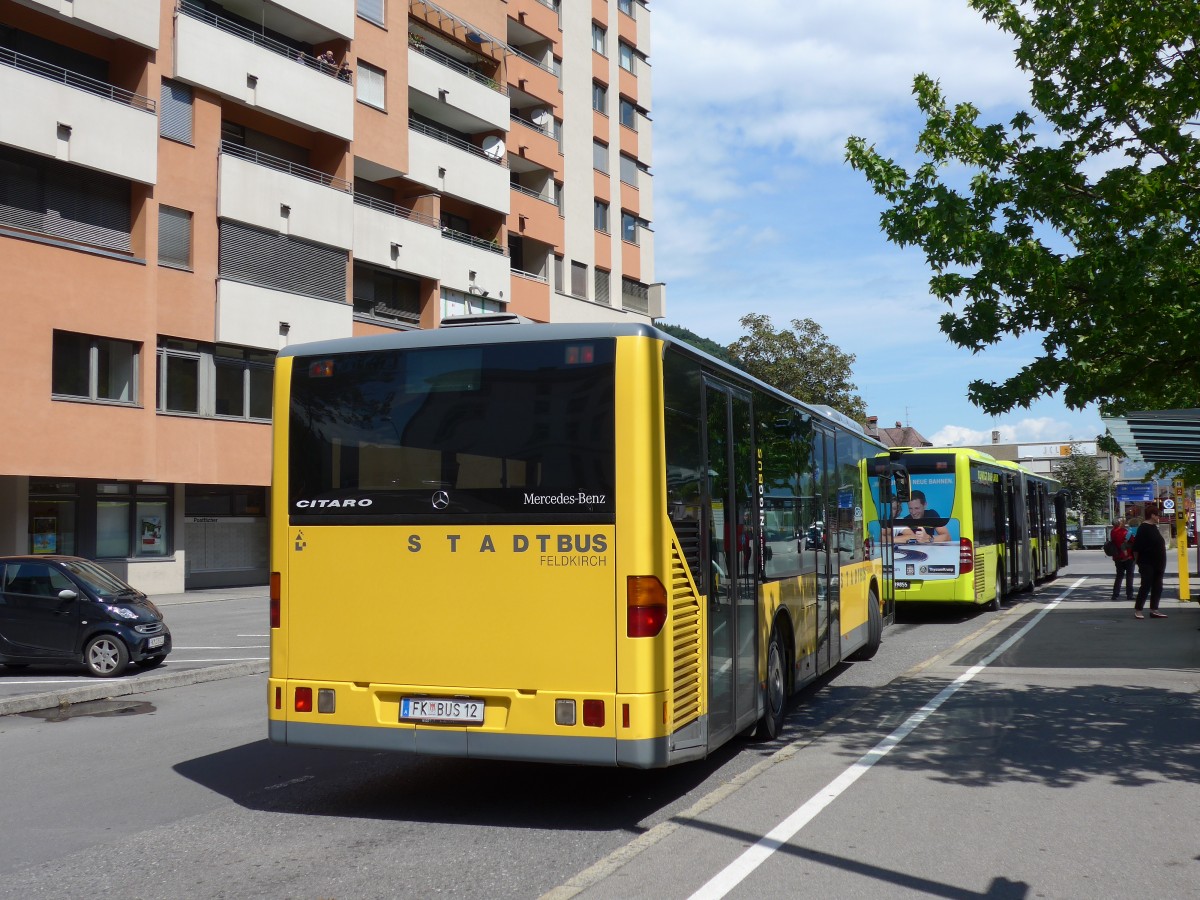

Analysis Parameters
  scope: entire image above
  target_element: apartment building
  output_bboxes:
[0,0,661,591]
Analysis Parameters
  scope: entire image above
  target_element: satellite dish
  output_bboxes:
[482,136,505,160]
[530,108,550,128]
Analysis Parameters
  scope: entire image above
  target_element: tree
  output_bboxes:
[1053,444,1112,527]
[656,323,737,365]
[727,313,867,421]
[845,1,1200,423]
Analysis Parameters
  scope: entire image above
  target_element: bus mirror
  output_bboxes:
[893,469,911,503]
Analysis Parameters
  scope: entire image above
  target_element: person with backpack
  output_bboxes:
[1109,517,1134,602]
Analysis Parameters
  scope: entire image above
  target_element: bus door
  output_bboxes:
[877,466,899,625]
[703,381,759,745]
[813,428,837,673]
[1055,490,1070,567]
[995,475,1020,596]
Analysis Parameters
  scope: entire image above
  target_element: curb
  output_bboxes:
[0,659,268,717]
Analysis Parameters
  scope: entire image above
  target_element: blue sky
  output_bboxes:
[649,0,1105,447]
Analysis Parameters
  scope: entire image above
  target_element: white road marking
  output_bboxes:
[688,577,1086,900]
[172,646,268,650]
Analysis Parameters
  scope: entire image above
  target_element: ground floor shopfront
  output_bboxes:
[0,476,268,592]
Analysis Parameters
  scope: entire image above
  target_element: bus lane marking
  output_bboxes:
[687,576,1086,900]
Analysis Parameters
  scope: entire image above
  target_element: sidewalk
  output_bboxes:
[0,584,269,717]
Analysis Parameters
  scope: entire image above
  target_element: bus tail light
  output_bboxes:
[959,538,974,574]
[270,572,281,629]
[627,576,667,637]
[295,687,313,713]
[583,699,605,727]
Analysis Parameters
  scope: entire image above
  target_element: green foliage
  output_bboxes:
[1053,444,1112,525]
[846,1,1200,442]
[727,313,867,422]
[656,323,737,365]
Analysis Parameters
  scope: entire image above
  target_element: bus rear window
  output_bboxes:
[288,340,615,523]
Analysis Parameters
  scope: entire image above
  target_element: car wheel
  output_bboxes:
[139,655,167,670]
[84,635,129,678]
[755,627,788,741]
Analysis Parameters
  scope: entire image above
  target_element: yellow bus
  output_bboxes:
[866,447,1068,609]
[268,321,902,767]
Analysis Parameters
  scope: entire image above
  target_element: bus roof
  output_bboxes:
[279,322,881,445]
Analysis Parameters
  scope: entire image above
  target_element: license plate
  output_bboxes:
[147,635,165,649]
[400,697,484,724]
[895,580,910,590]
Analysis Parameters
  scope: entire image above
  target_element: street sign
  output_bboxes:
[1115,482,1155,502]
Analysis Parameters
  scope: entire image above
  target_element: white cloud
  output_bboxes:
[929,415,1101,448]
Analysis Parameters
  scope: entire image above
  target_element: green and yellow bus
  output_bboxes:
[268,321,903,768]
[866,447,1068,609]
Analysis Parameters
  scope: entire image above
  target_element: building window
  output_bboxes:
[619,97,638,130]
[29,481,77,556]
[159,80,193,143]
[357,0,385,27]
[554,254,564,292]
[592,81,607,114]
[52,331,138,404]
[441,287,503,317]
[157,338,274,421]
[97,482,172,559]
[595,268,611,305]
[618,0,635,16]
[619,42,636,74]
[354,263,422,325]
[622,212,638,244]
[592,23,607,55]
[0,145,132,253]
[218,221,348,303]
[619,154,639,187]
[593,140,609,174]
[594,199,609,233]
[571,260,588,298]
[158,206,192,269]
[357,61,386,109]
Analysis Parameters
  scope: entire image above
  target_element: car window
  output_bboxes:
[5,563,71,596]
[58,558,136,597]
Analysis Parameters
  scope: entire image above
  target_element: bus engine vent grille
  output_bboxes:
[670,541,702,728]
[973,555,986,599]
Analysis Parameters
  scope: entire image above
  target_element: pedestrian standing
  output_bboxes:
[1110,517,1134,602]
[1132,508,1168,619]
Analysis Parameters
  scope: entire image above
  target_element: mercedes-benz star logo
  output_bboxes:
[431,490,450,510]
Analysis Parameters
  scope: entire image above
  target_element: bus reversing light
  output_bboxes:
[270,572,281,629]
[295,687,313,713]
[959,538,974,574]
[627,576,667,637]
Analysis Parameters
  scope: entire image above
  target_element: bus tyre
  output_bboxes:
[990,567,1004,611]
[755,627,787,741]
[849,589,883,661]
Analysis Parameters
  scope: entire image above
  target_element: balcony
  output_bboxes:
[508,183,563,248]
[408,43,510,133]
[352,195,443,281]
[407,119,510,213]
[0,46,157,184]
[438,227,510,300]
[216,0,355,39]
[218,142,354,250]
[175,1,353,140]
[13,0,160,49]
[508,113,559,172]
[216,279,353,350]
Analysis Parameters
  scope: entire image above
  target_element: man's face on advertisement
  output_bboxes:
[909,496,926,518]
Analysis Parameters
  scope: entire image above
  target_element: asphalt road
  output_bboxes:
[0,553,1196,899]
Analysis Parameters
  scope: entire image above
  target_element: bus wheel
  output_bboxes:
[755,627,787,741]
[990,567,1005,611]
[849,589,883,661]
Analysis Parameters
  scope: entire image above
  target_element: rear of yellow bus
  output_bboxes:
[267,329,683,767]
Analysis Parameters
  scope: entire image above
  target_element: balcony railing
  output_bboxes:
[510,113,554,138]
[512,267,548,283]
[0,45,155,112]
[531,0,558,10]
[510,46,555,75]
[409,41,506,94]
[510,182,555,205]
[441,227,507,255]
[179,0,352,82]
[408,118,508,167]
[352,194,441,229]
[221,141,352,192]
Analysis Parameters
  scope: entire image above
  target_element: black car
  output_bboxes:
[0,556,171,677]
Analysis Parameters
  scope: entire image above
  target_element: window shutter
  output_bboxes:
[357,62,385,109]
[357,0,385,26]
[160,80,193,143]
[219,221,347,303]
[158,206,192,268]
